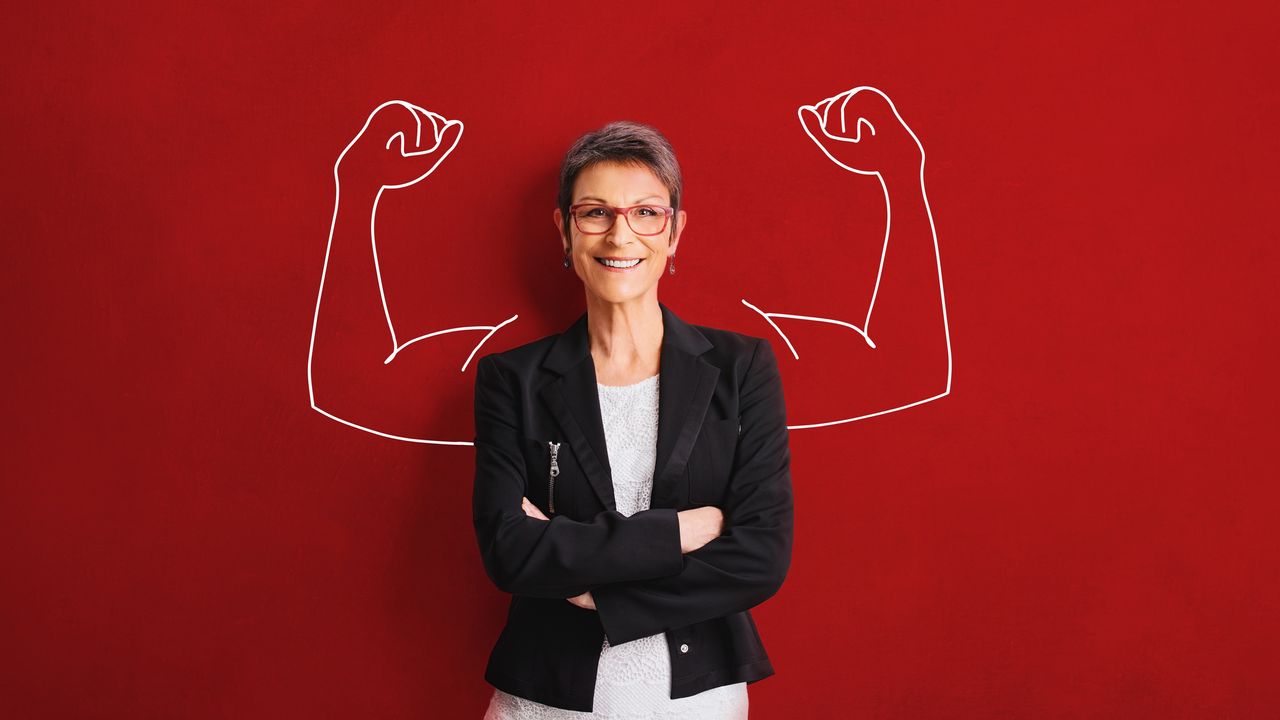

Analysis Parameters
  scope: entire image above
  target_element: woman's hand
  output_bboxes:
[519,497,596,609]
[521,496,550,521]
[677,506,725,553]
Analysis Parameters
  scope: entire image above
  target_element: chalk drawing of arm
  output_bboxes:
[743,86,951,429]
[307,101,514,445]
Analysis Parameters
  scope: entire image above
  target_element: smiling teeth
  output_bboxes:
[601,258,641,268]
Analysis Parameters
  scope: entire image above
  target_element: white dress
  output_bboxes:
[484,373,748,719]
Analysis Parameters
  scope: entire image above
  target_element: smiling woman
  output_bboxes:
[473,121,793,718]
[554,142,686,335]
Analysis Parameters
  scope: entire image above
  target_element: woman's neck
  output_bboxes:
[585,294,664,385]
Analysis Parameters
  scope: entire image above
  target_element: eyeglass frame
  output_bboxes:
[567,203,676,237]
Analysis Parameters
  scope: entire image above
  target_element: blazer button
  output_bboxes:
[679,643,689,654]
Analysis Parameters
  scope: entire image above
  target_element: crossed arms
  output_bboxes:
[472,340,793,645]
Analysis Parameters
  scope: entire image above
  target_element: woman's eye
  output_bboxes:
[635,206,658,217]
[583,207,609,218]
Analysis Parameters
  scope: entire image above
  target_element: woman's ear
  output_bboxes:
[669,209,687,255]
[553,208,568,253]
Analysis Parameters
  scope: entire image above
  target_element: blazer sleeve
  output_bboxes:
[472,353,685,599]
[593,339,794,645]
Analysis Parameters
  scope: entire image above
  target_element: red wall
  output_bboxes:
[3,1,1276,717]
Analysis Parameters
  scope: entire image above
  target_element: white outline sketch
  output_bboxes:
[307,101,512,446]
[308,87,951,444]
[745,86,952,429]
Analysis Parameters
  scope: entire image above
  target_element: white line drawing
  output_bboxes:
[308,87,950,444]
[744,86,953,430]
[307,100,516,446]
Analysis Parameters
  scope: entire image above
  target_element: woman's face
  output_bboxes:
[554,161,686,308]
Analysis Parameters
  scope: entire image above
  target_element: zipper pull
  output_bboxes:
[547,441,561,515]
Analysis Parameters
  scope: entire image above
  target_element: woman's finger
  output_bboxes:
[521,497,549,520]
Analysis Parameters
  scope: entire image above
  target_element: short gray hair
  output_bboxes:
[557,121,683,241]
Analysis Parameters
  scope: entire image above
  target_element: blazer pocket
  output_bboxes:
[687,417,740,505]
[520,436,579,517]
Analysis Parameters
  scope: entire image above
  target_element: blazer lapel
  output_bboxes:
[652,306,719,508]
[539,348,616,512]
[539,302,718,512]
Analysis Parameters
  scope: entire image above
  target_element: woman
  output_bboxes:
[473,121,793,718]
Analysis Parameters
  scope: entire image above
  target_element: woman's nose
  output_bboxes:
[605,220,635,245]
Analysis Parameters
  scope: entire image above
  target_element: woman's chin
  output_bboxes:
[585,282,656,306]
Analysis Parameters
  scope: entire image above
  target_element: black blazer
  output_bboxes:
[472,302,793,712]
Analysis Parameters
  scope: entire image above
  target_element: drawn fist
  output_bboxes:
[798,86,923,178]
[336,100,464,191]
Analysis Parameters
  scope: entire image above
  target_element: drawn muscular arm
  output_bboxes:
[744,87,951,427]
[307,101,510,444]
[311,91,949,440]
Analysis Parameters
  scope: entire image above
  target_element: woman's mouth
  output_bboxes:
[595,257,643,272]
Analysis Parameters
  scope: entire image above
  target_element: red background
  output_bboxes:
[3,1,1277,717]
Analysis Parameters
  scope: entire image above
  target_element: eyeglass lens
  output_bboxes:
[574,205,668,235]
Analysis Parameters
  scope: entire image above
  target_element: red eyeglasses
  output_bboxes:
[568,203,675,236]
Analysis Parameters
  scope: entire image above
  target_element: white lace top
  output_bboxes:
[484,373,748,719]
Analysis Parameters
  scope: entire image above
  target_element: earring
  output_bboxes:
[668,255,676,276]
[563,252,571,269]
